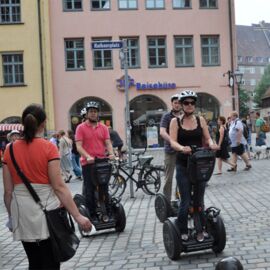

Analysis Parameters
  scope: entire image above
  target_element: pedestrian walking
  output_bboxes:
[227,111,251,172]
[58,130,73,183]
[160,94,181,202]
[109,127,124,160]
[2,104,91,270]
[67,130,82,180]
[214,116,235,175]
[255,112,266,146]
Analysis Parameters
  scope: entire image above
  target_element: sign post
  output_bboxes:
[92,40,134,198]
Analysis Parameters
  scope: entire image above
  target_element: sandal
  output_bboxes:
[227,164,237,172]
[244,165,252,171]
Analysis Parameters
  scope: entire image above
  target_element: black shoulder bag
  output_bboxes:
[9,143,80,263]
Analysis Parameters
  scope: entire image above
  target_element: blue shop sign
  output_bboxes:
[117,76,176,90]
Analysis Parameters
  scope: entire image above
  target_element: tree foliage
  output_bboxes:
[238,88,250,117]
[254,64,270,107]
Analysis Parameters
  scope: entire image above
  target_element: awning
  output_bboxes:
[0,124,24,131]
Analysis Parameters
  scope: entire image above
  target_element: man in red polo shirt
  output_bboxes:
[75,101,114,220]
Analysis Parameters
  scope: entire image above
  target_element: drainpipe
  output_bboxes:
[228,0,235,110]
[37,0,46,109]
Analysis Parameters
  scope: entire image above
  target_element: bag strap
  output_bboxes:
[9,143,44,209]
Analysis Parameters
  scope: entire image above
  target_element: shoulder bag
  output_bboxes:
[9,143,80,263]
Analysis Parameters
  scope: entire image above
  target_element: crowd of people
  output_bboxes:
[1,92,269,268]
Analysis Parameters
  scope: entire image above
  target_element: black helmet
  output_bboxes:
[215,257,244,270]
[85,101,99,112]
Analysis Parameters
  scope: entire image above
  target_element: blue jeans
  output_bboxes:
[256,132,266,146]
[71,153,82,177]
[176,163,206,234]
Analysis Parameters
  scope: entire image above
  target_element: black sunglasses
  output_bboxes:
[182,100,196,106]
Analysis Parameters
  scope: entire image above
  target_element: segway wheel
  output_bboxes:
[78,205,91,237]
[208,215,226,253]
[155,193,171,223]
[73,194,86,208]
[114,203,126,232]
[163,219,181,260]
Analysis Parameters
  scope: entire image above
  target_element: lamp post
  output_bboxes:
[224,69,243,111]
[234,69,243,112]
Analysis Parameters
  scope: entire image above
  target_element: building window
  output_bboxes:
[249,67,255,74]
[256,57,263,63]
[199,0,217,8]
[92,38,113,69]
[146,0,165,9]
[246,56,253,63]
[173,0,191,8]
[147,37,167,68]
[63,0,82,11]
[250,79,256,86]
[267,57,270,63]
[119,0,137,9]
[91,0,110,10]
[238,56,243,62]
[65,39,85,70]
[201,35,220,66]
[260,67,265,74]
[174,36,194,67]
[120,38,140,68]
[2,53,24,85]
[0,0,21,23]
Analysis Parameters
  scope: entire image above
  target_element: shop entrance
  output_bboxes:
[130,95,167,149]
[69,97,113,131]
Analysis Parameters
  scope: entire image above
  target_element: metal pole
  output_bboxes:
[123,39,134,198]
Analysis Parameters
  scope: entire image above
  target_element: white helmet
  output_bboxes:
[179,90,197,102]
[86,101,99,111]
[171,94,179,102]
[80,108,87,117]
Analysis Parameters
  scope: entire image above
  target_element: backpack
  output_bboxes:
[242,123,249,140]
[222,127,231,146]
[261,121,270,133]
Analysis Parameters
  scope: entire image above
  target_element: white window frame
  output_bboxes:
[0,0,21,23]
[91,0,110,10]
[63,0,83,11]
[145,0,165,9]
[174,36,194,67]
[120,37,140,68]
[64,38,85,70]
[118,0,137,9]
[92,38,113,69]
[199,0,217,8]
[201,35,220,66]
[173,0,191,8]
[147,36,167,68]
[2,53,24,86]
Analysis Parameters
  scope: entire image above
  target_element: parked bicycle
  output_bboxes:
[109,149,164,197]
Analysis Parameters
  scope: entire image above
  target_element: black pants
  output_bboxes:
[82,163,110,217]
[22,238,60,270]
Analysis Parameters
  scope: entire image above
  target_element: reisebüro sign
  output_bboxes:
[117,76,176,91]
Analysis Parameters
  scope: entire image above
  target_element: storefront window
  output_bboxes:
[69,97,112,131]
[130,94,167,148]
[196,92,219,129]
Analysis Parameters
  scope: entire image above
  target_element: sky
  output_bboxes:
[235,0,270,25]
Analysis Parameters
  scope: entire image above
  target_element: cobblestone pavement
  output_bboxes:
[1,147,270,269]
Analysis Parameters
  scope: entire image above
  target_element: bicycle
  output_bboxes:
[109,149,164,197]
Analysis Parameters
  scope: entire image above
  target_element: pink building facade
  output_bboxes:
[49,0,237,148]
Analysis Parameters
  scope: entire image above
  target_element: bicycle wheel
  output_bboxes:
[142,168,161,195]
[108,173,126,198]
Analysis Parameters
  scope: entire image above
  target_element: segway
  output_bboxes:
[162,147,226,260]
[73,158,126,236]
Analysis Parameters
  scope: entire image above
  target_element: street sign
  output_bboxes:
[91,41,123,50]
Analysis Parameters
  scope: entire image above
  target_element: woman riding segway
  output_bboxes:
[169,90,219,242]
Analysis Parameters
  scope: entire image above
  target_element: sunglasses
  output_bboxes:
[182,101,196,106]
